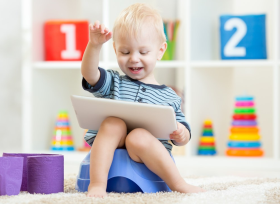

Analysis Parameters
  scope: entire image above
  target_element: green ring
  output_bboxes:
[234,108,255,114]
[199,146,215,150]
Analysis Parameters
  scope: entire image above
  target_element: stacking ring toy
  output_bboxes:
[235,101,254,107]
[234,108,255,114]
[230,127,259,133]
[233,114,256,120]
[226,148,263,156]
[236,96,254,101]
[229,134,260,141]
[200,137,215,143]
[232,120,257,126]
[227,141,261,148]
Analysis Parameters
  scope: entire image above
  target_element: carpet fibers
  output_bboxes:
[1,174,280,204]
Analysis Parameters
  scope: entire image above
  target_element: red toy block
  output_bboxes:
[44,20,89,61]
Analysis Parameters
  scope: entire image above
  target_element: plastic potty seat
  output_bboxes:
[76,149,173,193]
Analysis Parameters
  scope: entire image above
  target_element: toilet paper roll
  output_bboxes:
[3,153,42,191]
[27,155,64,194]
[0,157,23,196]
[3,153,64,194]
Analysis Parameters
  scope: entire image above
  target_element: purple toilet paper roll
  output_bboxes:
[27,155,64,194]
[3,153,64,194]
[3,153,43,191]
[0,157,23,196]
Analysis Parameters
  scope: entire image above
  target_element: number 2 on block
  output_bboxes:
[224,18,247,57]
[60,24,81,59]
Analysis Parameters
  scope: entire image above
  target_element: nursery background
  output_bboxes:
[1,0,280,174]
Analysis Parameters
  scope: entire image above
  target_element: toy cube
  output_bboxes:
[44,20,88,61]
[220,14,267,60]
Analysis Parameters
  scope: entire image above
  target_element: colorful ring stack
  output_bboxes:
[198,120,216,155]
[51,110,75,151]
[226,96,264,157]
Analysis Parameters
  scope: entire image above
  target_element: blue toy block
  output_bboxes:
[76,149,174,193]
[220,14,266,59]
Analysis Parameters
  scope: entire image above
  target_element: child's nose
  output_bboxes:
[129,53,140,63]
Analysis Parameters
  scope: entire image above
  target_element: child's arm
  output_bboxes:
[169,122,190,146]
[81,21,112,86]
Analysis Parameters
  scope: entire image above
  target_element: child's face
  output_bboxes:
[113,25,166,83]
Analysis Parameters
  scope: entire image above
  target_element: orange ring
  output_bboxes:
[230,127,259,134]
[226,149,263,157]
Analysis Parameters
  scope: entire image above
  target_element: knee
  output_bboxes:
[101,116,127,134]
[125,128,151,151]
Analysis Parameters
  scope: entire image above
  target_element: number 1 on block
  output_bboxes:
[60,24,81,60]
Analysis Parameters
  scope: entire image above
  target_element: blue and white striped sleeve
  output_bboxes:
[172,99,191,145]
[175,108,191,139]
[82,67,118,98]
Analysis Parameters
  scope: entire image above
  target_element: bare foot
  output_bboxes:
[171,179,206,194]
[87,183,107,198]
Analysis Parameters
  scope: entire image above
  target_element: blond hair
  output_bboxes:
[112,3,166,43]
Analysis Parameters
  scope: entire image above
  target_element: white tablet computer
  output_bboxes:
[71,95,177,140]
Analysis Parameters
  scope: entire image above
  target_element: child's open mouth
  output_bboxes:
[129,67,143,74]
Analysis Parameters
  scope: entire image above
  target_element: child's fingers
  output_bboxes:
[104,27,109,33]
[100,24,105,33]
[94,20,100,29]
[89,24,94,31]
[105,31,112,41]
[172,128,182,135]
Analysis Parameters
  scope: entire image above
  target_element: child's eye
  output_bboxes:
[121,52,129,55]
[140,52,148,55]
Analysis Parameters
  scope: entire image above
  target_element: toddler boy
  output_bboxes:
[81,3,205,197]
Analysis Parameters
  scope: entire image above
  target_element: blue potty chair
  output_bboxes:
[75,149,173,193]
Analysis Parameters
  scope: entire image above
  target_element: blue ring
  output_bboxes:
[56,121,70,127]
[235,96,254,101]
[202,132,214,136]
[227,141,261,148]
[51,146,75,151]
[198,150,216,155]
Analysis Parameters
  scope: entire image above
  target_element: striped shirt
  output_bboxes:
[82,67,191,153]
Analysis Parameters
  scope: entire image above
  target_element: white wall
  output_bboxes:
[0,0,22,152]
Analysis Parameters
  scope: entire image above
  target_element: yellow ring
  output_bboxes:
[200,137,215,143]
[52,140,73,145]
[229,134,260,141]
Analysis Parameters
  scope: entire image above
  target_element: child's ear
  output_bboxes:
[157,42,167,60]
[113,42,117,54]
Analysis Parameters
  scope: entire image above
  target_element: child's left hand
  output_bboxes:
[169,122,187,144]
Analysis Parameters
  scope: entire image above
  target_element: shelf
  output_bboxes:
[33,60,275,69]
[33,60,186,69]
[191,60,275,68]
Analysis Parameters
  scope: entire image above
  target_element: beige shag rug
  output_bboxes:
[1,174,280,204]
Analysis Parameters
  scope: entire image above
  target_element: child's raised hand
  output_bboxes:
[169,122,187,144]
[89,20,112,46]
